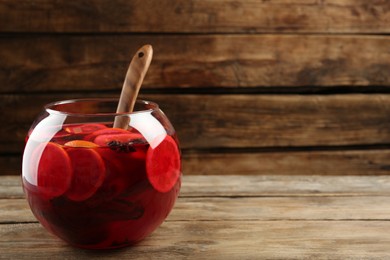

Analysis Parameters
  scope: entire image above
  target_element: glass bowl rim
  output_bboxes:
[44,98,159,117]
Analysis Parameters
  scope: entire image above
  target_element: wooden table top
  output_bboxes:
[2,174,390,259]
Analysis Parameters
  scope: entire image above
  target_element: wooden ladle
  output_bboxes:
[113,45,153,129]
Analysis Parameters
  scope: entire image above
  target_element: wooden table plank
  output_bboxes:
[1,221,390,259]
[3,195,390,224]
[181,175,390,197]
[183,149,390,176]
[3,148,390,177]
[171,196,390,221]
[3,94,390,153]
[3,175,390,199]
[0,176,23,199]
[1,0,390,34]
[2,175,390,258]
[2,35,390,92]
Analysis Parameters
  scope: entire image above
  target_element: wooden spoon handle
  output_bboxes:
[113,45,153,129]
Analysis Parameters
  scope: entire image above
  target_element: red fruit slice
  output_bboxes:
[65,123,107,135]
[94,133,143,147]
[146,135,181,193]
[64,140,99,148]
[36,142,72,197]
[65,147,106,201]
[84,128,129,142]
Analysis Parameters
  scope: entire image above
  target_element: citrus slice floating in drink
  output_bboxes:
[65,145,106,201]
[65,123,107,135]
[146,135,180,193]
[64,140,99,148]
[84,127,129,142]
[36,142,72,197]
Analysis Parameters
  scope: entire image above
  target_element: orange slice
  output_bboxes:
[36,142,72,197]
[146,135,181,193]
[84,127,129,142]
[64,140,99,148]
[65,147,106,201]
[65,123,107,135]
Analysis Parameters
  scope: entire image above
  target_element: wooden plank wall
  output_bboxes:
[1,0,390,176]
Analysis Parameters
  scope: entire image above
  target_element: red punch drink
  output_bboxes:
[22,99,181,249]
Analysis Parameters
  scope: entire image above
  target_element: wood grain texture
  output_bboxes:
[4,175,390,199]
[3,148,390,176]
[181,175,390,197]
[1,0,390,34]
[0,199,34,223]
[2,94,390,153]
[114,45,153,129]
[2,175,390,259]
[3,196,390,224]
[183,149,390,176]
[1,1,390,183]
[2,34,390,92]
[0,176,23,199]
[3,176,390,227]
[1,221,390,259]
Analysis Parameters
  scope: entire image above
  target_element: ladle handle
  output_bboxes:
[113,45,153,129]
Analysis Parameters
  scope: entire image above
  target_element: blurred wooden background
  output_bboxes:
[1,0,390,176]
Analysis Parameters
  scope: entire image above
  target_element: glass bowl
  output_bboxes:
[22,99,181,249]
